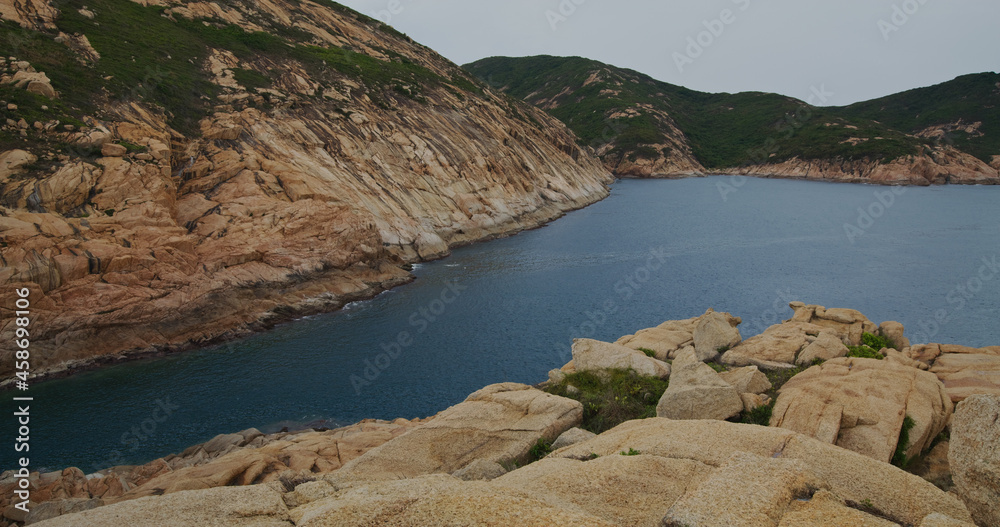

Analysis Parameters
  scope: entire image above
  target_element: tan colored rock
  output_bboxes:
[494,454,712,526]
[741,392,771,412]
[657,351,744,421]
[771,358,952,463]
[615,325,693,361]
[552,418,973,525]
[929,352,1000,402]
[693,309,743,362]
[949,394,1000,527]
[778,490,899,527]
[721,321,825,368]
[880,321,911,349]
[788,303,878,345]
[918,512,978,526]
[451,459,507,481]
[100,143,128,157]
[31,484,291,527]
[334,384,581,481]
[663,452,824,527]
[795,330,849,366]
[292,474,615,526]
[550,427,597,450]
[571,338,671,379]
[720,365,772,394]
[0,149,36,181]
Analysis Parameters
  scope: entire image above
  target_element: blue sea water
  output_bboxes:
[4,176,999,472]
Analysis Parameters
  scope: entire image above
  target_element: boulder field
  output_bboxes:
[2,303,998,526]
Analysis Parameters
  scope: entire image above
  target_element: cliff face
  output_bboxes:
[0,0,612,380]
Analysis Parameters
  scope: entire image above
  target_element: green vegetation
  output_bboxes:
[232,68,272,91]
[707,361,728,373]
[464,56,991,169]
[529,437,553,462]
[892,415,916,468]
[638,347,657,358]
[543,369,669,434]
[619,448,641,456]
[847,345,884,360]
[862,332,896,351]
[740,399,776,426]
[762,365,807,400]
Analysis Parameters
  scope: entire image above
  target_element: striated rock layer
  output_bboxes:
[0,0,612,383]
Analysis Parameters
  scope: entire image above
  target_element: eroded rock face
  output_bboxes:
[657,349,743,421]
[332,384,582,481]
[571,338,671,379]
[911,345,1000,402]
[0,0,612,383]
[615,308,741,362]
[770,357,952,463]
[950,394,1000,527]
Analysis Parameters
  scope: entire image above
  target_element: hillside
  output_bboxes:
[0,0,611,381]
[466,55,1000,184]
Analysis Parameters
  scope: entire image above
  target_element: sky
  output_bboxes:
[336,0,999,106]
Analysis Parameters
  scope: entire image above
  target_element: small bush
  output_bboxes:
[740,399,776,426]
[529,438,552,461]
[847,345,884,360]
[638,347,657,358]
[543,369,669,434]
[620,448,641,456]
[862,332,896,351]
[707,362,727,373]
[892,415,916,468]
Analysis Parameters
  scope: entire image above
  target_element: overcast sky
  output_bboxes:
[336,0,999,106]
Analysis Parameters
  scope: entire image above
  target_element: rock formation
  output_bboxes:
[950,394,1000,527]
[0,0,612,384]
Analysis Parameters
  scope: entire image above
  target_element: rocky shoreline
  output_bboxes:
[3,303,998,526]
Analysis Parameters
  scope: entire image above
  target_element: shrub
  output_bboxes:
[619,448,641,456]
[529,437,553,461]
[543,369,668,434]
[638,347,657,358]
[891,415,916,468]
[847,345,884,360]
[740,399,776,426]
[862,332,896,351]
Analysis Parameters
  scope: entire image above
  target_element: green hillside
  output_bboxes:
[466,56,996,169]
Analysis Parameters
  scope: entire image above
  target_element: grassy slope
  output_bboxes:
[466,56,994,169]
[0,0,486,153]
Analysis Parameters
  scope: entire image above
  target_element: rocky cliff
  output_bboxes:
[0,0,612,382]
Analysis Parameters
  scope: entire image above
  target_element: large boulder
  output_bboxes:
[493,454,712,526]
[692,309,743,362]
[333,384,582,480]
[879,320,911,349]
[788,302,878,345]
[770,357,952,463]
[657,350,743,421]
[719,365,772,395]
[927,349,1000,403]
[795,329,850,366]
[31,484,292,527]
[662,452,824,527]
[0,149,37,181]
[291,474,614,526]
[571,338,670,379]
[551,418,973,526]
[720,321,825,369]
[616,323,695,361]
[950,394,1000,527]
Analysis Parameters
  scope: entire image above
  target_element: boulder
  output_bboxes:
[662,452,825,527]
[334,384,582,481]
[657,350,743,421]
[949,394,1000,527]
[550,427,597,450]
[692,309,742,362]
[291,474,615,526]
[719,365,772,394]
[770,358,952,463]
[571,338,670,379]
[879,321,911,349]
[795,330,849,366]
[493,454,712,526]
[929,352,1000,403]
[740,393,771,412]
[30,484,291,527]
[721,321,826,368]
[551,418,973,526]
[24,498,103,524]
[101,143,128,157]
[615,326,693,361]
[788,302,878,345]
[918,513,978,526]
[0,149,36,181]
[452,459,507,481]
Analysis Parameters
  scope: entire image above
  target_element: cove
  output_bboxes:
[3,176,999,472]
